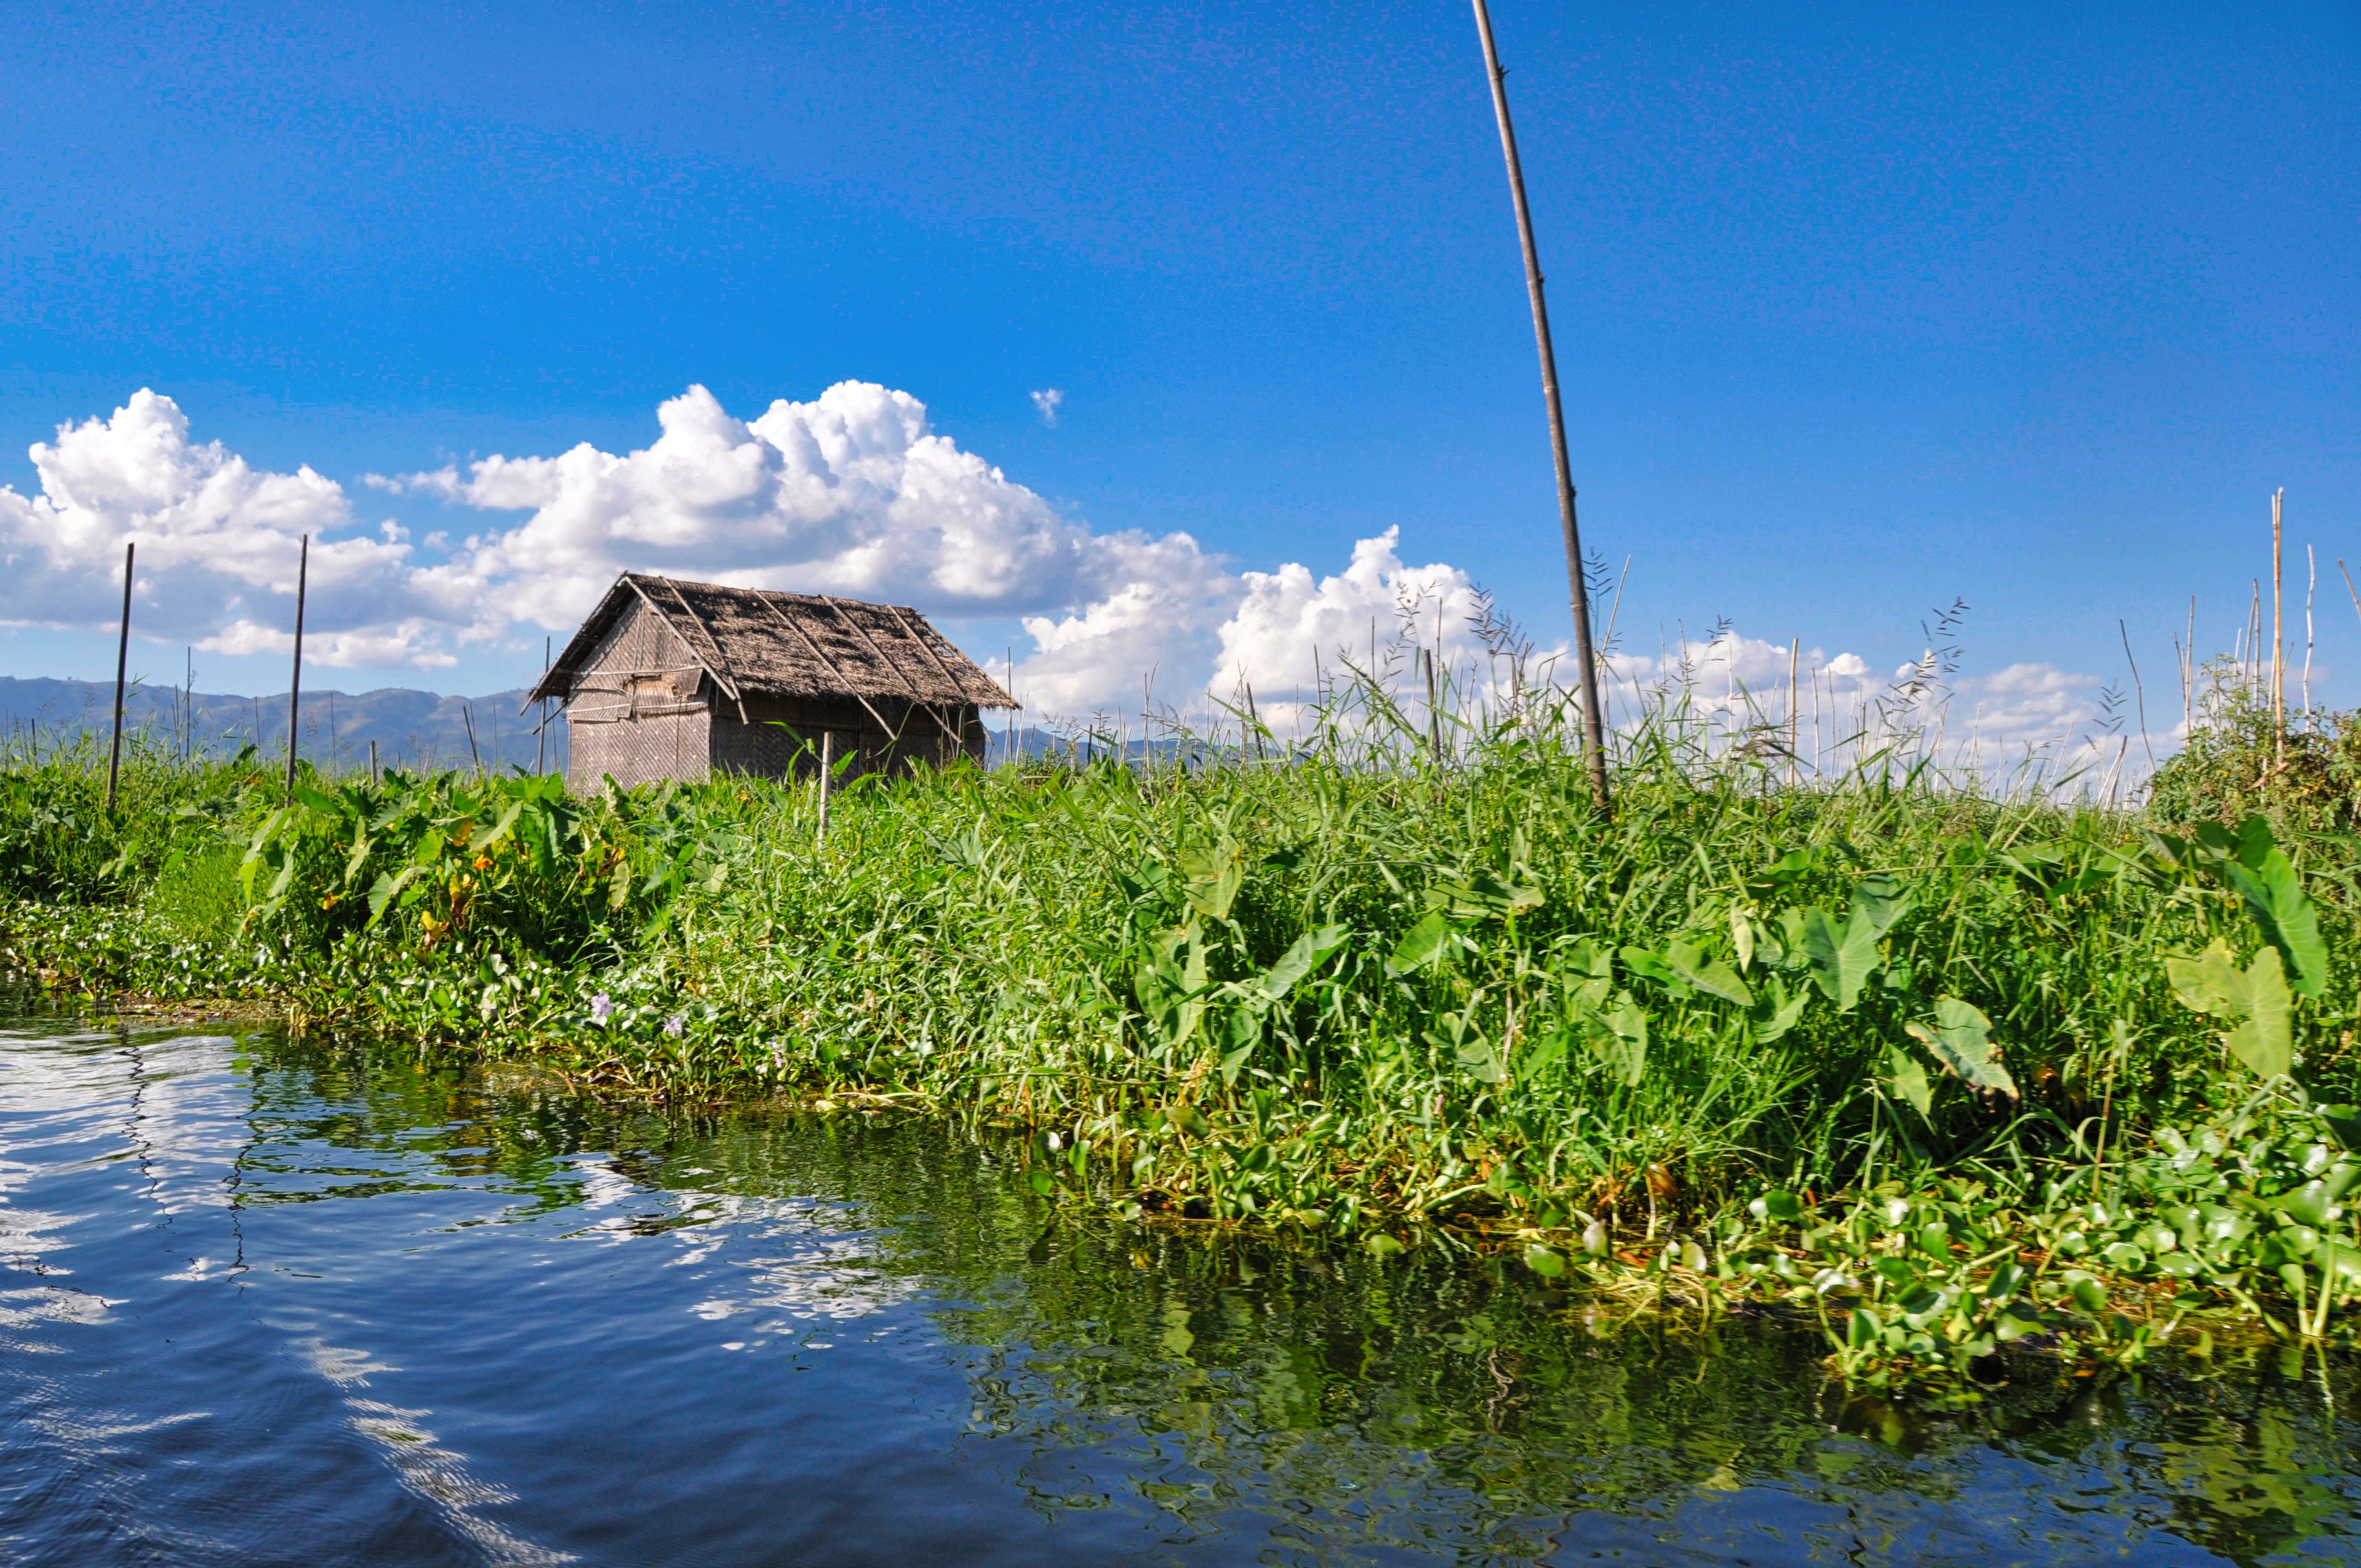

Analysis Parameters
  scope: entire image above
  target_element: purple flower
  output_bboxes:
[663,1015,685,1038]
[589,992,614,1025]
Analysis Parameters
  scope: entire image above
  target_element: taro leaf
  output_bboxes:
[1851,874,1912,940]
[1666,939,1755,1007]
[1801,906,1880,1012]
[1455,1038,1508,1084]
[1387,911,1453,976]
[1583,992,1649,1086]
[1749,975,1808,1045]
[1219,1042,1255,1087]
[1258,923,1349,1003]
[2166,938,2293,1080]
[1178,838,1244,921]
[1518,1025,1570,1082]
[1618,945,1686,995]
[1432,868,1545,921]
[1730,906,1755,973]
[2318,1103,2361,1153]
[1904,996,2018,1099]
[1523,1244,1567,1278]
[2219,844,2327,999]
[1882,1043,1934,1117]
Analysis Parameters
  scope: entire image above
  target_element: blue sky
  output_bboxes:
[3,1,2356,743]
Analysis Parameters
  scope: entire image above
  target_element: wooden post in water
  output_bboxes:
[105,541,135,811]
[1468,0,1609,811]
[284,535,308,801]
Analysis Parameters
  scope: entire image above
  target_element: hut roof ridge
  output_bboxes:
[526,572,1017,711]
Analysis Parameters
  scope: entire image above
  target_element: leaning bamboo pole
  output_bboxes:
[1468,0,1609,810]
[105,541,134,811]
[284,534,308,800]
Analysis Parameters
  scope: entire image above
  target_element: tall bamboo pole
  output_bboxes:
[284,534,308,800]
[1469,0,1609,809]
[2271,488,2285,761]
[105,541,135,811]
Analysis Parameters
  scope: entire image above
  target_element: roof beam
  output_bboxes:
[750,589,905,743]
[653,576,750,725]
[821,595,964,749]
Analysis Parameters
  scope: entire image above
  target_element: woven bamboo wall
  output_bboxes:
[565,598,717,791]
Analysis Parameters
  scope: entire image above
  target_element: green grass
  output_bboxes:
[4,667,2360,1393]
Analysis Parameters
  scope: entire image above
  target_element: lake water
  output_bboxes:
[4,1013,2358,1567]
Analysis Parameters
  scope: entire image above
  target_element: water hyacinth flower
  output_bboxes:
[663,1015,685,1037]
[589,993,614,1025]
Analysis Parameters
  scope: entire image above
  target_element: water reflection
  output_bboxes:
[1,1016,2356,1567]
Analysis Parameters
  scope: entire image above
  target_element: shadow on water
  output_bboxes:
[3,1010,2358,1567]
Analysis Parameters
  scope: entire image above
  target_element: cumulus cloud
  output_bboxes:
[0,383,1241,698]
[0,390,442,667]
[0,386,2160,793]
[1030,388,1063,427]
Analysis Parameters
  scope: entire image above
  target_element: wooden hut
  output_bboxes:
[526,573,1017,792]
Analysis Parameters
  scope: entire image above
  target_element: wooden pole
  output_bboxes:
[2271,488,2285,759]
[1469,0,1609,810]
[284,535,308,800]
[105,541,134,811]
[539,635,550,777]
[1786,636,1799,788]
[817,730,833,843]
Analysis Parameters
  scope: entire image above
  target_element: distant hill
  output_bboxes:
[0,675,567,774]
[0,676,1111,777]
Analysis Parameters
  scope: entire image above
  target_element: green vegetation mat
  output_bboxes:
[6,675,2360,1398]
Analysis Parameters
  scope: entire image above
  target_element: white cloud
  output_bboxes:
[1030,388,1063,427]
[0,389,430,666]
[0,384,1241,693]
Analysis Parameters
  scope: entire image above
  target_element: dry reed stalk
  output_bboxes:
[2119,620,2154,772]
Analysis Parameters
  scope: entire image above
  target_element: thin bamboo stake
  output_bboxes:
[283,534,308,801]
[539,636,550,777]
[2119,620,2154,773]
[1468,0,1609,810]
[817,730,833,843]
[2304,544,2317,724]
[2340,559,2361,634]
[1787,637,1799,788]
[105,541,134,811]
[2272,488,2285,759]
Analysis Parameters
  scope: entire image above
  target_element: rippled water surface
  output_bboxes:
[4,1015,2360,1566]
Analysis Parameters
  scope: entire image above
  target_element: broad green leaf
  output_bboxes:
[1218,1042,1255,1087]
[1802,907,1880,1011]
[1882,1044,1933,1117]
[1432,868,1545,921]
[1730,906,1755,973]
[1666,939,1754,1007]
[291,782,338,813]
[1259,923,1348,1001]
[2221,846,2327,998]
[1749,976,1808,1044]
[1905,996,2018,1098]
[1851,874,1912,940]
[1518,1026,1570,1082]
[1583,992,1649,1086]
[1386,911,1452,976]
[1618,945,1686,994]
[2166,938,2293,1081]
[1178,838,1244,921]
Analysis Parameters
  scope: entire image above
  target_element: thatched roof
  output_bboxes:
[525,573,1018,712]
